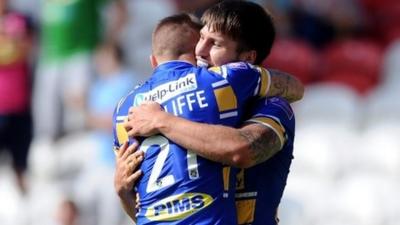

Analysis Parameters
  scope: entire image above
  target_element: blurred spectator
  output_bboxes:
[119,0,174,78]
[86,41,138,167]
[71,41,138,225]
[33,0,126,142]
[0,0,34,194]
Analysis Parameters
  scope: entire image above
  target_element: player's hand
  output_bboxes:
[114,141,144,197]
[124,101,166,137]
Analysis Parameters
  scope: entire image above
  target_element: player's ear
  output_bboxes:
[150,54,158,68]
[239,50,257,64]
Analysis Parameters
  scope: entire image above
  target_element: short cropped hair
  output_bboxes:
[152,13,202,58]
[202,0,275,64]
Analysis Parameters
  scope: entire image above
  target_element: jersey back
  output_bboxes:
[235,97,295,225]
[113,61,270,225]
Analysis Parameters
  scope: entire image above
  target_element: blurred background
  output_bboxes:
[0,0,399,225]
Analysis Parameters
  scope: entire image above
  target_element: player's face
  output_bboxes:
[195,25,241,67]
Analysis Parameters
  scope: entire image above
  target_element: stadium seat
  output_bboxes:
[278,197,307,225]
[374,1,400,44]
[359,121,400,176]
[294,83,363,127]
[322,71,375,95]
[381,40,400,90]
[364,87,400,125]
[263,38,318,84]
[283,174,335,224]
[293,83,363,177]
[333,173,390,225]
[319,39,383,95]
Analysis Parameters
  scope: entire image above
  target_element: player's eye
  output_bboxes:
[213,42,222,47]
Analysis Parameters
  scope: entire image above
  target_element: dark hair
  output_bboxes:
[202,0,275,64]
[153,13,202,58]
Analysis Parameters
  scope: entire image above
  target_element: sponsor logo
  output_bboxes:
[145,193,213,221]
[133,93,145,106]
[133,73,197,106]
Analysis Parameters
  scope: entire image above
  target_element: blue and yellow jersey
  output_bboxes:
[112,61,270,225]
[235,97,295,225]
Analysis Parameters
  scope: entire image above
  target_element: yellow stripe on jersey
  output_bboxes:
[116,122,129,146]
[236,169,245,190]
[209,66,222,75]
[247,117,286,149]
[213,86,237,112]
[223,167,231,192]
[257,67,271,97]
[236,199,256,225]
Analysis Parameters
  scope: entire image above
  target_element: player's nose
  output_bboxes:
[195,40,209,59]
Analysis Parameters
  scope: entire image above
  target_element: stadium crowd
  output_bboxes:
[0,0,399,225]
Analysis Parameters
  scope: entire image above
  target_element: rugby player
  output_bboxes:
[124,1,300,224]
[113,12,294,225]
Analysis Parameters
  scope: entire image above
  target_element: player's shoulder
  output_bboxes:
[264,97,294,120]
[208,62,248,74]
[208,62,259,76]
[114,84,143,116]
[251,97,294,120]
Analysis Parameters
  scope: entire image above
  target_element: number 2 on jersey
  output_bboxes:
[140,135,199,193]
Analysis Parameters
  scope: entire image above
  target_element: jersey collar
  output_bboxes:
[154,60,194,73]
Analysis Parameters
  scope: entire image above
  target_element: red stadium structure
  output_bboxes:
[263,38,319,85]
[318,39,383,95]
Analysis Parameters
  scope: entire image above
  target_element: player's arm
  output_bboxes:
[268,69,304,103]
[216,63,304,103]
[114,142,144,222]
[125,102,284,168]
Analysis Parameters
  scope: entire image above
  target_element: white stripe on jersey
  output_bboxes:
[212,79,229,88]
[116,116,128,122]
[254,76,261,96]
[220,111,238,119]
[221,65,228,78]
[235,192,258,199]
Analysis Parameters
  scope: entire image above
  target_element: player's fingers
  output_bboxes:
[128,106,138,115]
[124,124,132,133]
[122,141,138,160]
[117,141,129,158]
[140,101,154,106]
[127,128,139,137]
[127,169,142,183]
[127,152,144,170]
[123,118,133,130]
[131,149,144,159]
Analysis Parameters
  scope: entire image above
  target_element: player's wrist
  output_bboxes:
[153,110,171,133]
[117,188,135,199]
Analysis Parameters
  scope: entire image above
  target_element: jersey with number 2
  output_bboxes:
[113,61,270,225]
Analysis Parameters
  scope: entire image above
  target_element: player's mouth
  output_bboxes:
[196,57,209,68]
